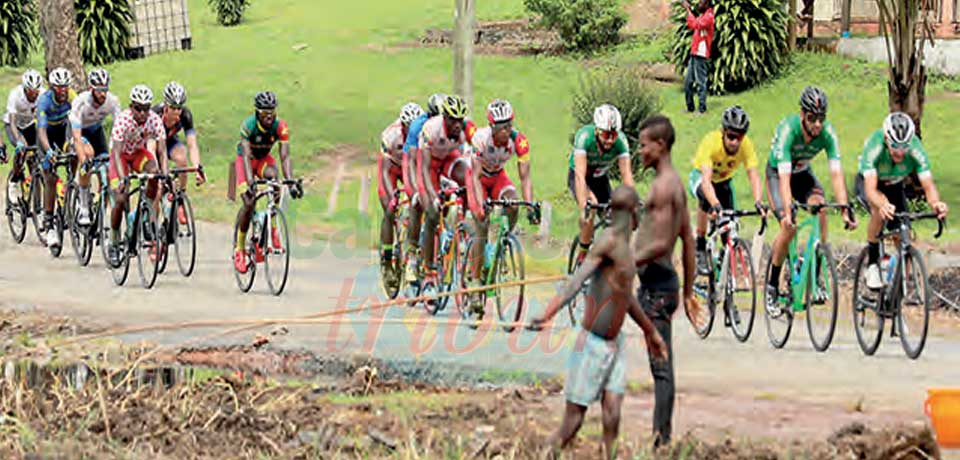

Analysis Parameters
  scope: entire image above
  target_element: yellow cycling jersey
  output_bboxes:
[692,130,758,183]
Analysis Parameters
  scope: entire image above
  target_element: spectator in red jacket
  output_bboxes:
[683,0,715,115]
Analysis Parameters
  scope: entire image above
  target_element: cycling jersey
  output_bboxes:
[69,91,120,130]
[37,88,77,129]
[768,114,841,174]
[568,124,629,177]
[403,113,429,155]
[238,114,289,159]
[4,85,43,129]
[471,126,529,174]
[151,103,196,142]
[692,130,757,182]
[418,115,470,161]
[380,119,405,165]
[858,128,931,183]
[110,109,164,155]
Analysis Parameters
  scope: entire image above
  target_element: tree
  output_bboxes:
[37,0,87,90]
[877,0,933,137]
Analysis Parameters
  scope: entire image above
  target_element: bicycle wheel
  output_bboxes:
[452,221,472,311]
[5,174,27,244]
[28,174,45,246]
[763,252,793,348]
[564,236,588,327]
[380,212,404,300]
[723,239,756,342]
[851,247,884,356]
[897,246,930,359]
[438,223,464,313]
[263,208,290,296]
[110,207,130,287]
[691,248,717,339]
[99,191,113,267]
[804,242,839,352]
[67,184,88,265]
[174,194,197,277]
[135,200,161,289]
[232,221,256,293]
[494,234,525,332]
[455,237,482,327]
[49,205,64,258]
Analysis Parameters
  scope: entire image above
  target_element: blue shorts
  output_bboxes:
[565,328,626,406]
[166,135,184,159]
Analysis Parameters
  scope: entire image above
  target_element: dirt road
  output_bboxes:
[2,220,958,444]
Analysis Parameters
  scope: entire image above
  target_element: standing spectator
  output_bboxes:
[683,0,715,115]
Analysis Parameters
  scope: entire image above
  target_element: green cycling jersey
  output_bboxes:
[858,128,931,183]
[567,124,629,177]
[768,114,841,173]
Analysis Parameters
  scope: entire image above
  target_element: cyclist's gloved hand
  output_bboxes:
[755,201,769,217]
[527,205,541,225]
[289,181,304,199]
[842,205,858,230]
[709,204,722,219]
[195,164,207,186]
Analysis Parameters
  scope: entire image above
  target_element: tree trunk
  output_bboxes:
[453,0,475,108]
[37,0,87,91]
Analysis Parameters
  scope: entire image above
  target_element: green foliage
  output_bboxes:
[669,0,789,94]
[571,64,662,180]
[75,0,134,66]
[0,0,39,67]
[523,0,627,52]
[209,0,250,26]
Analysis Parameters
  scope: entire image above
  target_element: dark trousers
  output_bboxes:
[684,55,709,113]
[639,288,677,447]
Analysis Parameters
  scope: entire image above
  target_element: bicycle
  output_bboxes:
[691,208,767,342]
[46,147,78,258]
[852,212,944,359]
[381,189,410,300]
[67,153,110,267]
[4,146,40,244]
[417,176,470,315]
[459,197,540,332]
[155,166,202,278]
[233,177,303,296]
[763,202,851,352]
[564,201,611,326]
[108,173,165,289]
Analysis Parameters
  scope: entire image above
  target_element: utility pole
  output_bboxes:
[788,0,798,50]
[840,0,852,37]
[453,0,475,108]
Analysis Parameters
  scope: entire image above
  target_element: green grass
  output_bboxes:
[2,0,959,252]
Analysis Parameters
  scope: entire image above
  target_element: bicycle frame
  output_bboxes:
[784,214,822,312]
[875,213,943,305]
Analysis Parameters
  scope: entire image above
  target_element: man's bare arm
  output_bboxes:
[626,294,657,337]
[539,236,613,322]
[280,142,292,179]
[680,201,695,299]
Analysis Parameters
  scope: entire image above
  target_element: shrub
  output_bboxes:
[523,0,627,52]
[75,0,134,65]
[571,64,662,180]
[0,1,39,67]
[669,0,789,94]
[209,0,250,26]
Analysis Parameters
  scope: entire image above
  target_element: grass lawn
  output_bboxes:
[2,0,959,260]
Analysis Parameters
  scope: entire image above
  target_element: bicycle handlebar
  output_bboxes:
[710,209,768,236]
[794,202,855,230]
[484,198,540,210]
[893,212,945,239]
[251,178,302,187]
[582,200,610,219]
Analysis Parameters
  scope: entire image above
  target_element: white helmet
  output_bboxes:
[88,68,111,89]
[593,104,622,132]
[399,102,425,125]
[129,84,154,105]
[163,81,187,106]
[21,69,43,90]
[883,112,915,145]
[486,99,514,124]
[48,67,72,87]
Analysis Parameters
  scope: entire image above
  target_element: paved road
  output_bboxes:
[2,220,958,436]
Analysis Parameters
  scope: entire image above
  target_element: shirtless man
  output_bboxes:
[632,115,698,448]
[530,185,668,460]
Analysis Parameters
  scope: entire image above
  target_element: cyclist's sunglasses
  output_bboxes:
[92,86,109,93]
[597,129,618,142]
[256,109,276,117]
[724,131,745,141]
[492,120,512,131]
[804,112,826,124]
[890,140,910,150]
[131,103,151,113]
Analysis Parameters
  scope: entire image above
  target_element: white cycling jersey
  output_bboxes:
[69,91,121,130]
[4,85,43,129]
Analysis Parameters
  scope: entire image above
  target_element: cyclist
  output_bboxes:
[69,68,120,226]
[413,95,479,289]
[107,85,167,266]
[466,99,537,288]
[233,91,303,274]
[37,67,77,249]
[569,104,635,265]
[856,112,948,289]
[4,69,44,203]
[689,106,766,273]
[765,86,857,309]
[153,81,206,222]
[378,102,424,275]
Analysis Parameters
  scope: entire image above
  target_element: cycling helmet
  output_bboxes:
[441,95,468,119]
[399,102,425,125]
[593,104,622,132]
[48,67,72,87]
[129,84,154,105]
[721,105,750,132]
[427,93,447,117]
[800,86,828,115]
[88,68,110,89]
[254,91,278,110]
[883,112,915,145]
[163,81,187,106]
[21,69,43,90]
[486,99,514,124]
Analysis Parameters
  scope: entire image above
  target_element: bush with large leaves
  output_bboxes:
[524,0,627,52]
[0,1,40,67]
[75,0,134,66]
[571,64,661,181]
[669,0,789,94]
[209,0,250,26]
